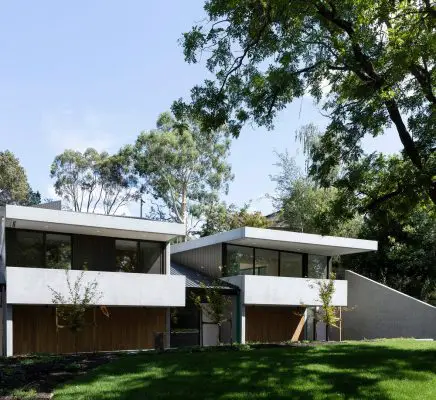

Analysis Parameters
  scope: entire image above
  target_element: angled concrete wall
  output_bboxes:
[344,270,436,340]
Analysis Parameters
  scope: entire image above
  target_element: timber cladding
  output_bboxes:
[246,306,305,343]
[13,305,166,355]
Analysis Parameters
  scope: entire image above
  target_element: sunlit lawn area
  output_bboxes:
[53,339,436,400]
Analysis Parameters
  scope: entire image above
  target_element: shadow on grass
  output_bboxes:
[54,341,436,400]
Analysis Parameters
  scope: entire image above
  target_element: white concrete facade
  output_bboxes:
[344,270,436,340]
[222,275,347,307]
[2,205,186,356]
[7,267,186,307]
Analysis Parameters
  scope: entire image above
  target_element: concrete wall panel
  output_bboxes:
[7,267,185,307]
[344,270,436,339]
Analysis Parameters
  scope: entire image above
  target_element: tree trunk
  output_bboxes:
[181,187,187,241]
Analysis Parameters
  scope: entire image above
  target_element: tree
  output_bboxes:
[50,148,138,214]
[190,282,232,344]
[197,201,270,237]
[342,201,436,305]
[271,150,362,237]
[0,150,40,206]
[173,0,436,208]
[49,270,102,353]
[132,112,233,237]
[313,273,340,341]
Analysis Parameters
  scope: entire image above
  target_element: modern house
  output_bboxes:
[0,204,186,356]
[171,227,378,345]
[2,204,433,356]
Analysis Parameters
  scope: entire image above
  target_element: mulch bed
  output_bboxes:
[0,352,119,399]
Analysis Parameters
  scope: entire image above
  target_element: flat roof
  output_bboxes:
[5,205,185,242]
[171,227,377,256]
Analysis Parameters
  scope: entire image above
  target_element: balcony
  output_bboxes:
[222,275,347,307]
[6,267,185,307]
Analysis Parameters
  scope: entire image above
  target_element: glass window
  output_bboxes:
[308,255,328,279]
[225,245,253,276]
[139,241,163,274]
[280,252,302,277]
[255,249,278,276]
[115,240,137,272]
[46,233,71,269]
[6,230,44,268]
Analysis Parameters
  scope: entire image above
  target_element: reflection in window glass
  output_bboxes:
[225,245,253,276]
[46,233,71,269]
[115,240,137,272]
[308,255,328,279]
[255,249,278,276]
[6,230,44,268]
[280,252,302,277]
[139,241,162,274]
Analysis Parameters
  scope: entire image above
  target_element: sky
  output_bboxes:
[0,1,403,216]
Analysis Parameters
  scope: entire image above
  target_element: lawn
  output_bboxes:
[52,339,436,400]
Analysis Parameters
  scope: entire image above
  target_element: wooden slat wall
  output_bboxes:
[246,306,305,343]
[13,305,166,355]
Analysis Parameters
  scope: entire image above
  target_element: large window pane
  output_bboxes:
[308,255,328,279]
[280,252,302,277]
[139,242,162,274]
[46,233,71,269]
[255,249,278,276]
[115,240,137,272]
[6,230,44,268]
[225,245,253,276]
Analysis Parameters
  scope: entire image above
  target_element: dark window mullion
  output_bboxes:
[252,247,256,275]
[43,232,47,268]
[278,251,281,277]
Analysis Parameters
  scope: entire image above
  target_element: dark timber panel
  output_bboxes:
[246,306,305,343]
[13,305,165,354]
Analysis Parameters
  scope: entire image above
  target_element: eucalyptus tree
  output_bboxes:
[50,148,138,214]
[132,112,233,237]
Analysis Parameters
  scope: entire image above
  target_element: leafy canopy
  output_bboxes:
[198,202,270,237]
[132,112,233,235]
[174,0,436,205]
[0,150,40,206]
[50,148,138,214]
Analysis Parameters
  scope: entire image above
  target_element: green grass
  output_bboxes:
[53,339,436,400]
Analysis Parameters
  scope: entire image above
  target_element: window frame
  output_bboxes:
[222,243,329,279]
[6,228,165,274]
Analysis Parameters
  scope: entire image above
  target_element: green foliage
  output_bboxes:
[271,150,362,237]
[315,273,340,335]
[343,203,436,304]
[50,148,138,214]
[0,150,39,206]
[198,202,270,237]
[49,270,101,352]
[190,282,232,327]
[174,0,436,206]
[132,112,233,236]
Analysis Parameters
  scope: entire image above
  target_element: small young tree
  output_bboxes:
[49,270,102,353]
[315,273,340,342]
[190,282,232,345]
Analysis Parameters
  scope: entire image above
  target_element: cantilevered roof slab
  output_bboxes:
[172,227,377,256]
[5,205,185,242]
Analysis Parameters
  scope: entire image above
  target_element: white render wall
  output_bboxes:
[222,275,347,307]
[344,270,436,339]
[7,267,186,307]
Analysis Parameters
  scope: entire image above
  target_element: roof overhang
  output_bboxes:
[5,205,185,242]
[172,227,377,256]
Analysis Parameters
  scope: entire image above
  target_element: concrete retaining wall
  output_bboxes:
[344,270,436,340]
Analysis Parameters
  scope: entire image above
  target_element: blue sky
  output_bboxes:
[0,1,402,215]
